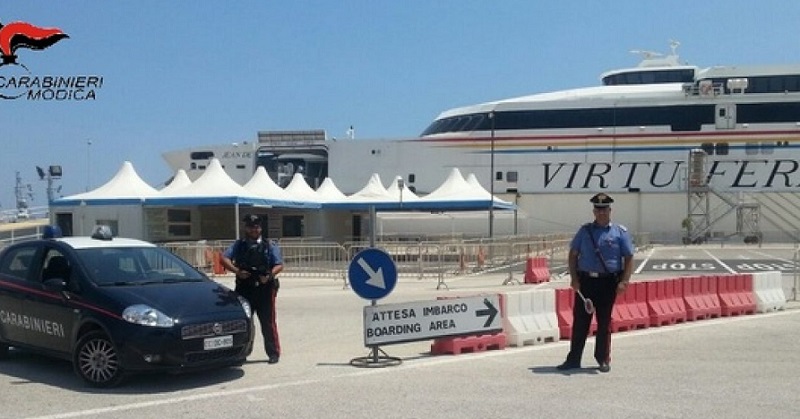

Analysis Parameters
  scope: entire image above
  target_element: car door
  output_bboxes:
[0,243,41,345]
[20,246,80,354]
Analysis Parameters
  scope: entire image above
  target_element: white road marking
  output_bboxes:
[703,249,736,273]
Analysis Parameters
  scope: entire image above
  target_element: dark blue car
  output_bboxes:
[0,226,254,387]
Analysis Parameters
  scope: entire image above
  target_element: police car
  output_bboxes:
[0,226,254,387]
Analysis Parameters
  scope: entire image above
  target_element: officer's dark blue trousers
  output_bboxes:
[237,281,280,359]
[565,272,619,365]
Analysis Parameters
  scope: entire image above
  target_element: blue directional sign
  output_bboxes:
[348,248,397,300]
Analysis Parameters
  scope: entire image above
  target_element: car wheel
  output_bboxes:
[73,331,125,387]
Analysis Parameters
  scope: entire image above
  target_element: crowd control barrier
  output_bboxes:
[501,289,559,347]
[751,271,787,312]
[212,251,226,275]
[646,279,687,326]
[717,274,757,316]
[555,288,597,340]
[681,276,721,320]
[611,282,649,332]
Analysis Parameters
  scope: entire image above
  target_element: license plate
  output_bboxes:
[203,335,233,350]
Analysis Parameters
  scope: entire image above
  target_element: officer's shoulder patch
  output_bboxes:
[617,224,628,232]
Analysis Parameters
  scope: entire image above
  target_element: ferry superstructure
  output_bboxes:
[162,43,800,241]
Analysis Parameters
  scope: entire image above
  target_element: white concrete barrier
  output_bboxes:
[502,288,559,347]
[752,271,787,313]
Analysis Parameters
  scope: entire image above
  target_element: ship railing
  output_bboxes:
[684,81,725,97]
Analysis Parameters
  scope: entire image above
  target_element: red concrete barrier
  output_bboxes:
[430,294,507,355]
[555,288,596,340]
[524,256,551,284]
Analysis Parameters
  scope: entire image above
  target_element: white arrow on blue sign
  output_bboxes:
[348,248,398,300]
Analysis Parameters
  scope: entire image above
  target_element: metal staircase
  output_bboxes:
[684,150,800,243]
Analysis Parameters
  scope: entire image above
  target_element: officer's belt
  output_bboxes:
[579,271,621,279]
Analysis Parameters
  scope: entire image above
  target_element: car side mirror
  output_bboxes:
[43,278,67,292]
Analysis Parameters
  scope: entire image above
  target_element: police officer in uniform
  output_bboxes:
[221,214,284,364]
[557,193,634,373]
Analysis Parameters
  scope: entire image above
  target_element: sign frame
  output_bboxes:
[363,295,501,346]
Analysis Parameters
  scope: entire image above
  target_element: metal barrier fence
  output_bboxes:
[159,235,573,288]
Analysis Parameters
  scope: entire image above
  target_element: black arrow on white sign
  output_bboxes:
[475,298,498,327]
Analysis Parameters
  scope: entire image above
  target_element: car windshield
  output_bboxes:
[76,246,207,286]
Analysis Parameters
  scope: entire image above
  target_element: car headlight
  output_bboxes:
[237,295,252,319]
[122,304,175,327]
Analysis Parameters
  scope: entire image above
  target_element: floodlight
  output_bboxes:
[49,165,62,178]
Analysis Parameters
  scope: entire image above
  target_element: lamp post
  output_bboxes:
[86,139,92,192]
[513,191,520,236]
[398,177,405,209]
[488,111,495,240]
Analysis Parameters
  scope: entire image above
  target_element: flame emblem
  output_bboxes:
[0,20,68,68]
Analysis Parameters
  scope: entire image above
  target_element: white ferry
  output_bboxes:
[162,42,800,242]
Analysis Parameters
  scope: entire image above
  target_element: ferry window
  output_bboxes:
[718,108,727,118]
[761,142,775,154]
[751,78,768,93]
[715,143,729,155]
[236,164,246,169]
[408,174,415,183]
[197,165,206,170]
[190,151,214,160]
[455,117,472,131]
[441,117,459,133]
[506,171,518,183]
[787,76,800,92]
[701,142,715,155]
[495,171,503,181]
[769,77,783,93]
[464,115,484,131]
[190,163,197,170]
[745,142,759,155]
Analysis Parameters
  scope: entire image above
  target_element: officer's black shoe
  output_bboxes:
[556,361,580,371]
[598,362,611,373]
[267,356,280,364]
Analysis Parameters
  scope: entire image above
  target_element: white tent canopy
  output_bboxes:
[159,169,192,195]
[51,161,158,206]
[284,173,320,202]
[53,160,513,211]
[315,177,348,202]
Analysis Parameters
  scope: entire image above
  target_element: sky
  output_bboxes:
[2,0,800,211]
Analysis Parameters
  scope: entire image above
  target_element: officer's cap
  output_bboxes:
[590,193,614,208]
[242,214,262,226]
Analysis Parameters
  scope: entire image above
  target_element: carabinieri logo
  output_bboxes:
[0,19,103,100]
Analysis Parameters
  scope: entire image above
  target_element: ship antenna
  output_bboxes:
[669,39,681,57]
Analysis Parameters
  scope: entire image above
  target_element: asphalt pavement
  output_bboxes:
[0,245,799,419]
